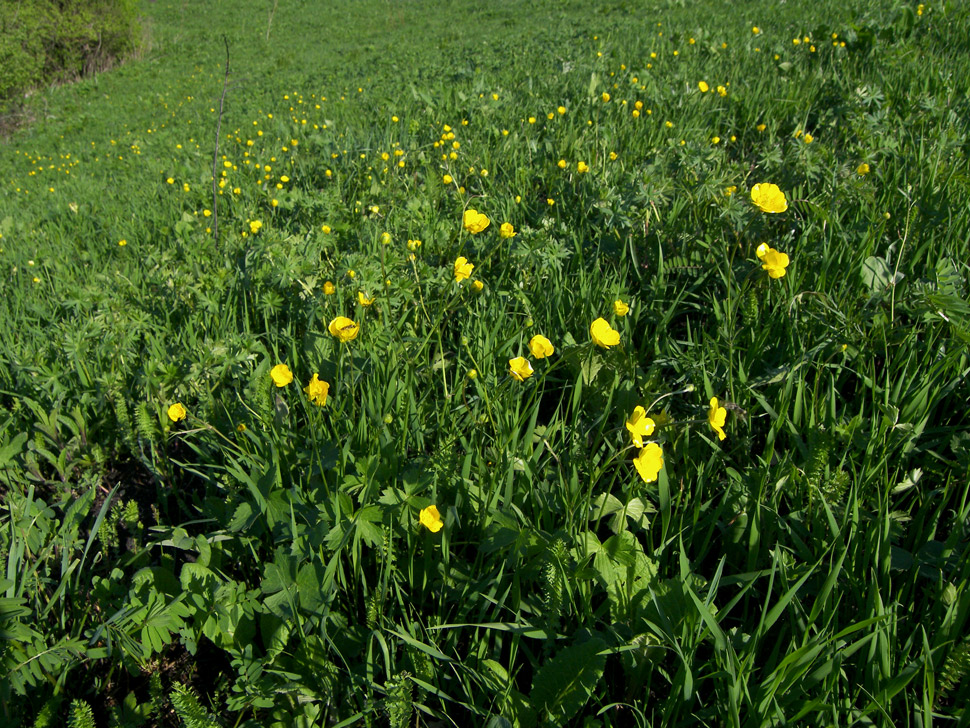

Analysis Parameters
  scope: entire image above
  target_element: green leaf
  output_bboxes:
[530,638,607,725]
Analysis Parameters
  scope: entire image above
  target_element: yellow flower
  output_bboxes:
[708,397,727,441]
[357,291,375,306]
[577,161,589,173]
[463,209,490,234]
[420,505,444,533]
[613,299,630,316]
[625,406,656,448]
[601,92,611,103]
[752,26,761,34]
[756,243,790,278]
[857,163,870,175]
[711,136,721,144]
[407,239,423,251]
[633,443,664,483]
[724,186,737,196]
[454,256,474,282]
[270,364,293,387]
[167,403,187,422]
[803,133,814,144]
[717,85,727,97]
[558,105,566,115]
[528,335,555,359]
[380,232,391,245]
[328,316,360,342]
[472,280,484,292]
[750,183,788,213]
[500,222,517,239]
[509,356,534,381]
[249,220,263,233]
[323,281,335,295]
[118,239,127,247]
[304,374,330,406]
[590,318,621,348]
[756,123,766,132]
[698,81,709,92]
[443,174,453,185]
[558,159,567,169]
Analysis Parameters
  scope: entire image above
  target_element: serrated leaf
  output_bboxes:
[530,638,607,725]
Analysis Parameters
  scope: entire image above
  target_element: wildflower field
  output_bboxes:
[2,0,969,724]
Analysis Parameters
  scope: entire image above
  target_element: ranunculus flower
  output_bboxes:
[634,443,664,483]
[500,222,517,238]
[454,256,474,282]
[577,161,589,173]
[698,81,709,92]
[590,318,621,348]
[323,281,335,295]
[857,163,870,175]
[708,397,727,441]
[528,335,555,359]
[304,374,330,406]
[270,364,293,387]
[463,209,490,234]
[167,403,187,422]
[756,243,790,279]
[357,291,375,305]
[625,406,656,448]
[750,183,788,213]
[420,505,444,533]
[613,299,630,316]
[508,356,534,381]
[328,316,360,342]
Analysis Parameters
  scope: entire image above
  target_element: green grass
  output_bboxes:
[1,0,969,725]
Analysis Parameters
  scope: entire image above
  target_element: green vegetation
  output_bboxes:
[0,0,140,119]
[1,0,968,725]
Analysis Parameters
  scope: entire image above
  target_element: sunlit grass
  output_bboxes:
[1,0,968,725]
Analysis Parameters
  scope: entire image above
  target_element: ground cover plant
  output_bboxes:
[1,0,969,725]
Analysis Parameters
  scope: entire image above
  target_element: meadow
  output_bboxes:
[1,0,969,725]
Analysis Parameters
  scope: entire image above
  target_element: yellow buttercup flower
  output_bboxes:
[463,209,490,234]
[708,397,727,441]
[756,243,790,278]
[698,81,709,92]
[602,92,611,103]
[528,335,555,359]
[304,374,330,406]
[380,232,391,245]
[613,299,630,316]
[249,220,263,233]
[357,291,375,306]
[590,318,620,348]
[577,161,589,173]
[857,163,870,175]
[328,316,360,342]
[420,505,444,533]
[750,183,788,213]
[270,364,293,387]
[454,256,474,282]
[443,174,453,185]
[634,443,664,483]
[508,356,534,381]
[500,222,517,239]
[472,280,484,292]
[323,281,336,295]
[625,406,656,448]
[167,403,187,422]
